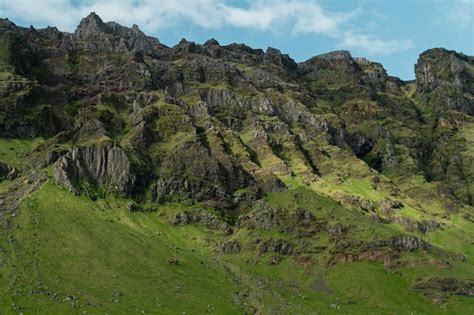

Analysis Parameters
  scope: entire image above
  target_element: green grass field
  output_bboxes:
[0,181,240,314]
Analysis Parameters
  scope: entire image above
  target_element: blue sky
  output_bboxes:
[0,0,472,80]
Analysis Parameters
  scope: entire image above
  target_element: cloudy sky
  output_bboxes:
[0,0,472,79]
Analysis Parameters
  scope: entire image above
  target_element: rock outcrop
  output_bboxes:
[415,48,474,115]
[413,277,474,303]
[259,239,294,256]
[53,143,137,195]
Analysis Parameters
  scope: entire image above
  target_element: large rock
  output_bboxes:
[53,143,137,194]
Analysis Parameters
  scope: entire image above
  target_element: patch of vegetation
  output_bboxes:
[67,50,84,72]
[0,137,44,167]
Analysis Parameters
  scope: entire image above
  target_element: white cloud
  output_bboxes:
[337,32,414,55]
[0,0,225,31]
[0,0,413,55]
[220,1,358,37]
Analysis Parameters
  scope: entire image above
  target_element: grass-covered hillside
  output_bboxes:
[0,13,473,314]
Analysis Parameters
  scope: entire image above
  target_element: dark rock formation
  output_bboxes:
[327,223,347,236]
[264,47,297,71]
[378,199,403,212]
[172,208,231,232]
[220,240,241,254]
[238,202,284,229]
[0,162,10,180]
[333,192,376,212]
[413,277,474,302]
[259,239,294,255]
[388,216,440,233]
[151,138,256,208]
[388,235,430,251]
[53,143,137,195]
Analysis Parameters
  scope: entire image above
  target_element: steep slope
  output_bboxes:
[0,13,473,314]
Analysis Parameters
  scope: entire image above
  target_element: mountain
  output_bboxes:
[0,13,473,314]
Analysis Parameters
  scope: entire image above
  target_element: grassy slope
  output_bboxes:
[233,188,474,314]
[1,181,473,314]
[0,181,240,314]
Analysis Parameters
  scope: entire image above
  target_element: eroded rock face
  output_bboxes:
[337,235,432,253]
[238,202,323,238]
[53,143,137,194]
[264,47,297,71]
[152,139,255,208]
[327,223,347,236]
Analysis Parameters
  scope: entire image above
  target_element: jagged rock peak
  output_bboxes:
[74,12,160,55]
[173,38,199,53]
[176,38,193,46]
[75,12,107,39]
